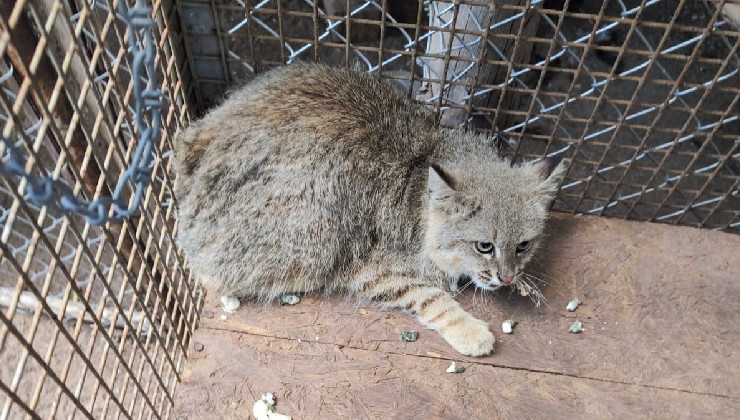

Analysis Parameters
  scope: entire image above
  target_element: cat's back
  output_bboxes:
[174,63,437,181]
[173,64,439,297]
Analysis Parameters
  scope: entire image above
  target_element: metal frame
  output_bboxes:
[0,0,203,418]
[0,0,738,418]
[177,0,740,232]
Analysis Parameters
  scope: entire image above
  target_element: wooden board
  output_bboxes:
[174,213,740,418]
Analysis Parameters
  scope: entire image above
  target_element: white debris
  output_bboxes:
[252,400,270,419]
[516,282,531,297]
[219,314,227,320]
[501,319,517,334]
[566,298,580,312]
[262,392,275,407]
[220,295,240,314]
[446,361,465,374]
[252,393,292,420]
[567,320,584,334]
[280,294,300,305]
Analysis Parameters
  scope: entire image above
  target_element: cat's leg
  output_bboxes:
[348,263,495,357]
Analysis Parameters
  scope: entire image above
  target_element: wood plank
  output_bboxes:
[186,213,740,399]
[174,327,740,419]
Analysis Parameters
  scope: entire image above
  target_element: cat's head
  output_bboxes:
[425,141,565,292]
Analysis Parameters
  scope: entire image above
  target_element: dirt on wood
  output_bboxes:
[173,213,740,419]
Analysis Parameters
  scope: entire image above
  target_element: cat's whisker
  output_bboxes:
[522,272,550,286]
[520,274,547,307]
[485,288,495,314]
[525,269,558,282]
[474,285,486,312]
[482,290,493,315]
[526,274,552,285]
[506,284,516,299]
[472,285,479,311]
[451,279,473,299]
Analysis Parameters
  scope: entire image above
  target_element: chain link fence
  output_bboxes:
[179,0,740,232]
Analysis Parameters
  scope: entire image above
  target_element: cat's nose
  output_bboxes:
[498,273,514,285]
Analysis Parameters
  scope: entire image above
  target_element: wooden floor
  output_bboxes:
[173,214,740,419]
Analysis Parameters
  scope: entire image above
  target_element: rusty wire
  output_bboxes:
[0,0,739,418]
[0,0,203,418]
[173,0,739,232]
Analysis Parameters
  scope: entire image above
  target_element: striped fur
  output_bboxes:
[173,63,564,357]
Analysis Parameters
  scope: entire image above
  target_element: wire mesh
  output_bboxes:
[0,0,203,418]
[177,0,740,233]
[1,0,739,418]
[0,0,164,227]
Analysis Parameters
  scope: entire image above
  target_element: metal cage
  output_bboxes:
[0,0,738,418]
[1,0,202,418]
[176,0,740,232]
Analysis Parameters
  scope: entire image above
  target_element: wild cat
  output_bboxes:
[173,63,565,356]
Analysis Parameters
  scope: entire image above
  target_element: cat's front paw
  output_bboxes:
[441,317,495,357]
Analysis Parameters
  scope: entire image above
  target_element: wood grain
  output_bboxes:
[174,213,740,418]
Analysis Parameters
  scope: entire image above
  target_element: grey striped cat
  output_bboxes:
[173,63,564,356]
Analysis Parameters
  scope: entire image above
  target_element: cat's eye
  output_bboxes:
[474,241,494,254]
[516,241,531,253]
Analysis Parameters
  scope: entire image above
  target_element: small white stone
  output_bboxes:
[220,295,240,314]
[566,298,580,312]
[261,393,275,406]
[568,320,584,334]
[219,314,227,320]
[253,392,292,420]
[446,361,465,373]
[502,319,516,334]
[253,400,270,420]
[280,294,300,305]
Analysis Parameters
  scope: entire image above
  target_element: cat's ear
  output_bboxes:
[428,165,458,208]
[532,155,566,197]
[428,165,478,216]
[428,164,458,192]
